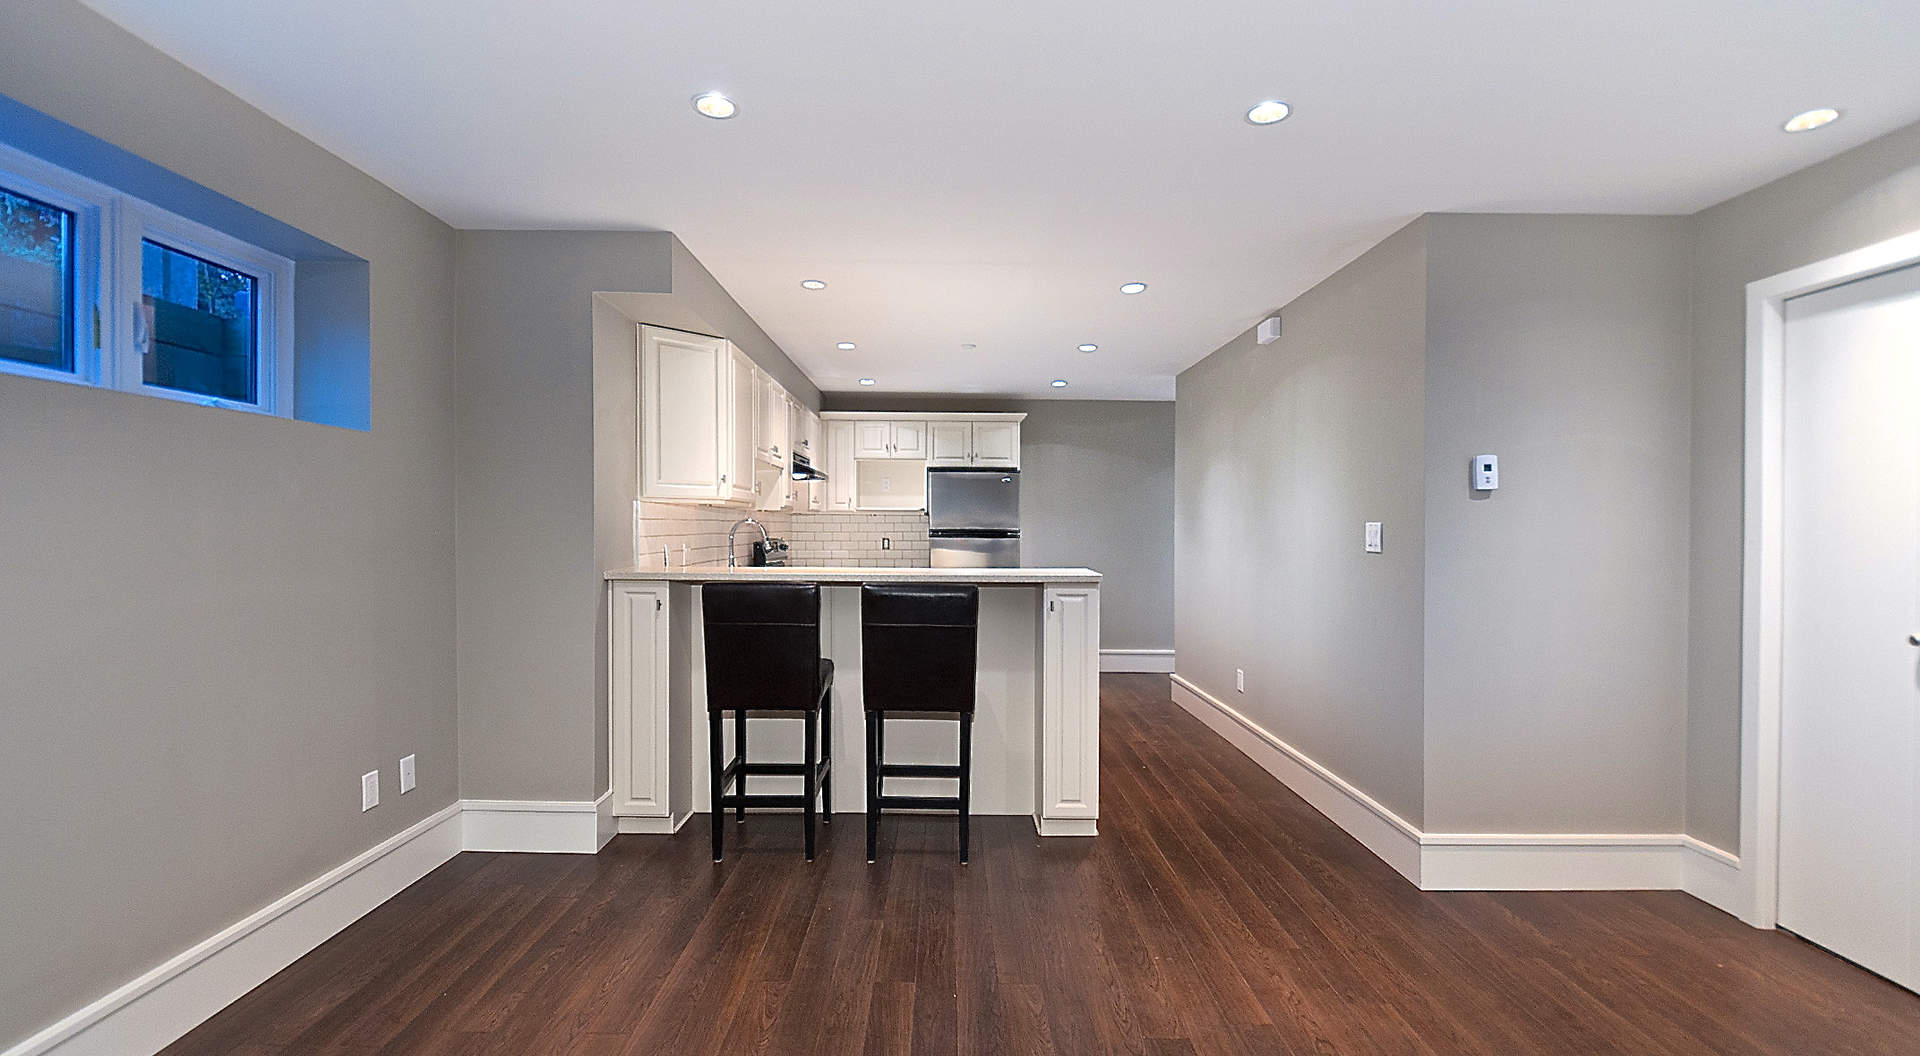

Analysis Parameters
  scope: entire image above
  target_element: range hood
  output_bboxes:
[790,452,828,481]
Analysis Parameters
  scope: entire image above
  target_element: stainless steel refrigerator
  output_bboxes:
[927,467,1021,567]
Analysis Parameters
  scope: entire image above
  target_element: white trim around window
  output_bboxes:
[0,139,295,417]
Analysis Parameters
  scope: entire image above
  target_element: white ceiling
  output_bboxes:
[81,0,1920,400]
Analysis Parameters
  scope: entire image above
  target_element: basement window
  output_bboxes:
[0,140,294,416]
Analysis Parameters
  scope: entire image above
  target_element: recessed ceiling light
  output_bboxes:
[800,279,827,290]
[836,341,856,350]
[1119,282,1148,295]
[1782,107,1840,133]
[1078,343,1098,353]
[1245,100,1291,126]
[692,91,737,119]
[1050,379,1069,388]
[858,378,876,386]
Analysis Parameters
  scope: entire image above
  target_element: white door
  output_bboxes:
[1777,261,1920,993]
[928,421,973,465]
[890,419,929,459]
[637,325,726,501]
[852,420,893,459]
[970,421,1020,467]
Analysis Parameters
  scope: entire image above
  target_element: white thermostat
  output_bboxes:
[1472,454,1499,491]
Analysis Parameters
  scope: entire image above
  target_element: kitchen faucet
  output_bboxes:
[727,517,769,569]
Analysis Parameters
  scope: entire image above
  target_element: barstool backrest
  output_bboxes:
[861,584,979,714]
[703,583,823,712]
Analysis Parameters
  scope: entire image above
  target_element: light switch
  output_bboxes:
[1364,521,1383,554]
[361,770,380,812]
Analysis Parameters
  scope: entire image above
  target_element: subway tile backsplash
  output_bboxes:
[786,511,930,568]
[630,503,929,569]
[632,501,794,570]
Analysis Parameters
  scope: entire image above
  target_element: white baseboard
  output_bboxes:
[1680,836,1746,918]
[1169,674,1423,883]
[1420,834,1685,890]
[1100,648,1175,673]
[461,792,615,854]
[6,793,631,1056]
[1168,674,1744,899]
[7,803,463,1056]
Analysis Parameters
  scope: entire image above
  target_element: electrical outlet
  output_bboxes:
[399,754,416,795]
[1235,668,1246,693]
[1364,521,1383,554]
[361,770,380,812]
[881,537,891,550]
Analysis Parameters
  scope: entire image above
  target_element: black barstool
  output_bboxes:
[861,584,979,863]
[703,583,833,862]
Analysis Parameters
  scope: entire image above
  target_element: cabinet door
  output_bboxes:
[827,421,857,510]
[611,582,671,818]
[638,325,726,501]
[970,421,1020,467]
[890,419,929,459]
[725,345,756,504]
[754,370,790,463]
[795,407,819,456]
[928,421,973,466]
[852,420,893,459]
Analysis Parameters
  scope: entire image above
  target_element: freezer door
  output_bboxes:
[927,468,1020,532]
[930,536,1022,568]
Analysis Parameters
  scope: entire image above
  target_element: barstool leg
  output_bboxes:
[821,689,833,822]
[803,709,818,862]
[710,711,724,862]
[959,713,973,864]
[866,711,880,863]
[734,708,747,823]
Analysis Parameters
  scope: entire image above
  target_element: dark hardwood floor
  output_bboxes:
[163,674,1920,1055]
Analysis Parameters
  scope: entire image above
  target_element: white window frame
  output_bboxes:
[115,198,295,415]
[0,142,107,387]
[0,140,295,417]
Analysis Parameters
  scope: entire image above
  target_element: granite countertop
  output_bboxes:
[603,565,1102,585]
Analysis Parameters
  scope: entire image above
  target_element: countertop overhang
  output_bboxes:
[603,565,1102,585]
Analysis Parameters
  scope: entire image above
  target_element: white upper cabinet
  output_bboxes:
[890,419,928,459]
[725,344,756,504]
[754,369,790,464]
[928,421,973,466]
[793,405,821,459]
[925,419,1020,468]
[852,420,894,459]
[852,419,929,460]
[826,420,856,511]
[970,421,1020,467]
[638,325,728,502]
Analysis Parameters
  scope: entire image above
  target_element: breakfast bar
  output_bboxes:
[604,566,1102,838]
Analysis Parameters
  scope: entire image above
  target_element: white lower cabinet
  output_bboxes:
[1038,585,1101,833]
[610,582,671,819]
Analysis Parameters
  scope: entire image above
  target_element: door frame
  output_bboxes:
[1740,227,1920,928]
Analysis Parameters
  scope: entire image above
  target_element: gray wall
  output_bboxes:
[457,232,817,802]
[1683,121,1920,850]
[819,397,1175,651]
[1173,220,1431,827]
[0,3,458,1048]
[1422,215,1692,833]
